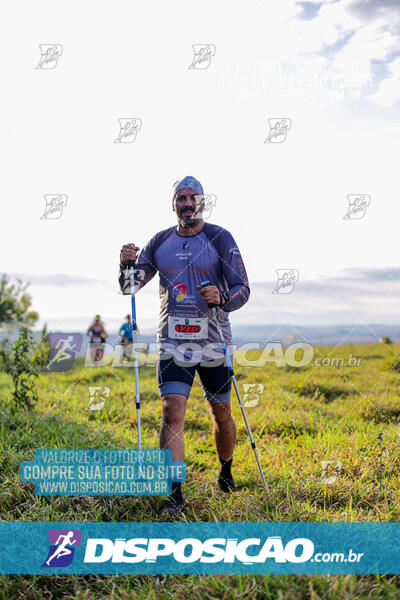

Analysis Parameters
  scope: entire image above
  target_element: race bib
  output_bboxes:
[168,316,208,339]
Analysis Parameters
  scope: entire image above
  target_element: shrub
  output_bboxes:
[0,326,48,410]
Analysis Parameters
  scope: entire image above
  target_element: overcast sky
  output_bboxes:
[1,0,400,331]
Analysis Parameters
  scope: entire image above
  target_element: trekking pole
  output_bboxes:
[200,280,268,493]
[128,260,141,450]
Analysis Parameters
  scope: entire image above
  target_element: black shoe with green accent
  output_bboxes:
[218,473,237,493]
[160,482,184,516]
[218,457,237,492]
[160,498,184,516]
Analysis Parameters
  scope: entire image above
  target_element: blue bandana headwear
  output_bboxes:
[173,176,204,198]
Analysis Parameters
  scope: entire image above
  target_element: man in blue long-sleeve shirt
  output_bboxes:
[119,176,250,515]
[119,314,133,360]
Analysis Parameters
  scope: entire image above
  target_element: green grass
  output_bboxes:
[1,343,400,598]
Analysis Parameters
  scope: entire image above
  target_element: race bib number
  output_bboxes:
[168,316,208,339]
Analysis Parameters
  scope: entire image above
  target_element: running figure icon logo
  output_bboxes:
[265,118,292,143]
[44,333,82,372]
[242,383,264,407]
[35,44,63,69]
[343,194,371,220]
[86,386,110,411]
[320,460,343,484]
[42,529,82,567]
[114,118,142,143]
[272,269,299,294]
[188,44,216,69]
[40,194,68,220]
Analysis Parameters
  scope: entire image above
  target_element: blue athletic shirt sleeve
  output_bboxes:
[218,229,250,312]
[202,223,250,313]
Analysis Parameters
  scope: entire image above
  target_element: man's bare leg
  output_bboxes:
[207,400,236,460]
[159,393,187,513]
[159,393,187,460]
[207,400,237,491]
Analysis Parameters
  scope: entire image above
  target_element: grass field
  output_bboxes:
[1,343,400,599]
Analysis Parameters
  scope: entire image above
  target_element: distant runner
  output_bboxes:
[119,176,250,515]
[119,314,133,360]
[87,315,107,362]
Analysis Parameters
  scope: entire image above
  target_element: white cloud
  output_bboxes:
[369,56,400,106]
[281,0,400,108]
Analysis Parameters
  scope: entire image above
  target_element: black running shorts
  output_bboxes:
[156,354,233,404]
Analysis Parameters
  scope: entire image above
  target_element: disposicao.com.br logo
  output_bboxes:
[0,522,381,574]
[80,536,362,565]
[84,536,313,565]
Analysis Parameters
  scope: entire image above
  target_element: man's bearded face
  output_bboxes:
[174,187,204,226]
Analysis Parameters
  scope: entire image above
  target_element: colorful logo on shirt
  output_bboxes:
[182,241,189,250]
[172,282,188,302]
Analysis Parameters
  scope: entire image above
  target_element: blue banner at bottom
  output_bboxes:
[0,522,398,574]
